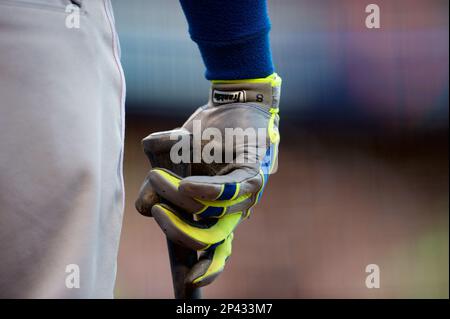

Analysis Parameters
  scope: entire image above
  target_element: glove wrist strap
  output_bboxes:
[209,73,281,111]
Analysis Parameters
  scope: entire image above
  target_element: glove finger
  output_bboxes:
[186,233,234,288]
[149,168,258,219]
[151,203,241,250]
[148,168,204,213]
[179,168,263,201]
[135,172,159,217]
[194,194,255,219]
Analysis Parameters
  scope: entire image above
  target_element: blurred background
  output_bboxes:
[112,0,449,298]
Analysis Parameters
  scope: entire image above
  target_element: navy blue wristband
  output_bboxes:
[180,0,274,80]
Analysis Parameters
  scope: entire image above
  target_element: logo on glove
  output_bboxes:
[212,90,247,104]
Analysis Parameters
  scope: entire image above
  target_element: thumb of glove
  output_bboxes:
[136,128,192,217]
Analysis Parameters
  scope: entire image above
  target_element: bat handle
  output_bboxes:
[166,238,202,299]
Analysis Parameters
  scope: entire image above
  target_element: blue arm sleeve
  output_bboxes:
[179,0,274,80]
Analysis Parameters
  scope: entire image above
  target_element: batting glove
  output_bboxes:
[136,73,281,287]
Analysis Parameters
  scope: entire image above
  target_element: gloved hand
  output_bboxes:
[136,73,281,287]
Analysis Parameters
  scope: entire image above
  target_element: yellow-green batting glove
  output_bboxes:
[136,73,281,287]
